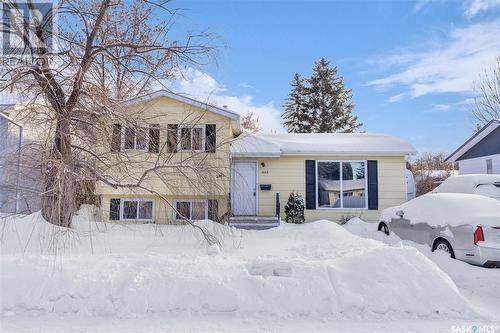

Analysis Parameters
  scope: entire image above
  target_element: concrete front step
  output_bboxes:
[228,216,280,230]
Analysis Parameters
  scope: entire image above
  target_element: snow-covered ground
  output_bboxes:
[1,207,499,332]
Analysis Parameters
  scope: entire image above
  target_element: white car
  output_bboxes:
[433,174,500,200]
[378,193,500,267]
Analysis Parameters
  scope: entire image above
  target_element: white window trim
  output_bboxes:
[121,126,150,151]
[177,124,205,152]
[173,199,208,221]
[315,160,368,210]
[120,198,155,221]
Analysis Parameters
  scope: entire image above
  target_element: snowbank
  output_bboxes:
[345,217,500,321]
[344,217,401,245]
[1,210,476,321]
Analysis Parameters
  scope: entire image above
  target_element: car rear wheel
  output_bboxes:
[378,222,389,236]
[432,239,455,259]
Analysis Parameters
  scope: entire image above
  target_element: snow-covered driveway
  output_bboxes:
[1,209,499,332]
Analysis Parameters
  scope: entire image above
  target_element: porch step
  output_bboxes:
[228,216,280,230]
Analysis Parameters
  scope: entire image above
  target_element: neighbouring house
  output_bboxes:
[0,106,40,214]
[230,132,416,224]
[445,119,500,175]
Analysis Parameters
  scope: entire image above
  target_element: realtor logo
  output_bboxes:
[1,1,54,55]
[451,324,499,333]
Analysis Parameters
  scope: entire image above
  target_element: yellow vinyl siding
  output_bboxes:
[95,95,234,197]
[233,155,406,223]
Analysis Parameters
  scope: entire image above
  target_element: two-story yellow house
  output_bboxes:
[96,90,241,224]
[97,90,416,226]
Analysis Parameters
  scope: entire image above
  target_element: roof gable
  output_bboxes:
[446,120,500,162]
[121,90,240,121]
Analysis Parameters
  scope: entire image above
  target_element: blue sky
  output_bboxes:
[170,0,500,155]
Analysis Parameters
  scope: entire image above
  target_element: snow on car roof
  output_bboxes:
[433,174,500,194]
[231,132,416,157]
[389,193,500,227]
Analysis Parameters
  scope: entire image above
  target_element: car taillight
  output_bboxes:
[474,225,484,245]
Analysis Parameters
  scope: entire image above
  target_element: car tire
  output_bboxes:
[378,222,390,236]
[432,239,455,259]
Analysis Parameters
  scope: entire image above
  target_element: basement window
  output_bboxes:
[109,198,154,221]
[174,199,207,221]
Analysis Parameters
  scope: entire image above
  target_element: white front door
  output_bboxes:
[232,161,257,216]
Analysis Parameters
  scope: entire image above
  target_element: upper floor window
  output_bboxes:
[178,125,205,152]
[486,159,493,174]
[124,127,148,150]
[111,124,160,153]
[316,160,367,209]
[111,123,214,154]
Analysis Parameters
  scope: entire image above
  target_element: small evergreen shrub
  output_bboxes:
[284,192,305,224]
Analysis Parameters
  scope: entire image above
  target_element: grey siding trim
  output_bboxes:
[457,127,500,161]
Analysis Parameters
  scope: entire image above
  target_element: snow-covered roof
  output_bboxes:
[230,132,281,157]
[121,90,240,122]
[446,119,500,163]
[231,132,416,157]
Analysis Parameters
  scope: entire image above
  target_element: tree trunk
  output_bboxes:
[41,116,77,227]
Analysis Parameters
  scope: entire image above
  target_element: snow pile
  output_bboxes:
[380,193,500,227]
[344,217,401,245]
[1,210,476,320]
[344,217,500,321]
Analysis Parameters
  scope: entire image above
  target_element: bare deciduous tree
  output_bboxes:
[471,58,500,127]
[410,152,454,196]
[0,0,228,243]
[240,111,261,132]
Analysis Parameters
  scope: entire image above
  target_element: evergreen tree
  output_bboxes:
[282,73,311,133]
[284,192,305,224]
[307,58,361,133]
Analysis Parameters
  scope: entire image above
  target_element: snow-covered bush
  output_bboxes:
[338,214,359,225]
[284,192,305,224]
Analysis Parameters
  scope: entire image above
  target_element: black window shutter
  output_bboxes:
[167,124,178,153]
[367,160,379,210]
[305,160,316,209]
[208,199,219,222]
[205,124,216,153]
[110,198,121,220]
[111,124,122,152]
[148,124,160,153]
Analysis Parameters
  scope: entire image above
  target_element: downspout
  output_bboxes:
[15,126,23,213]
